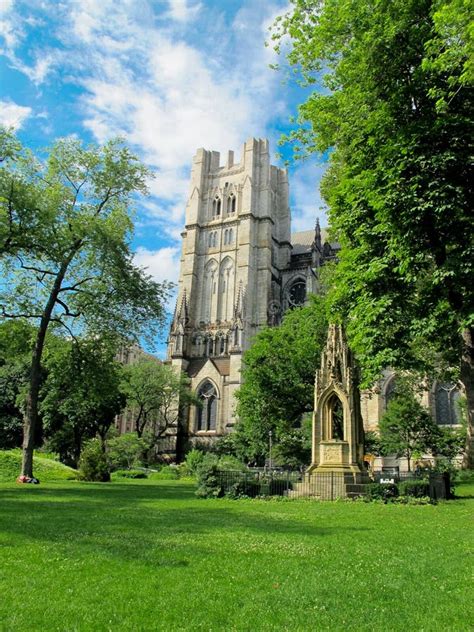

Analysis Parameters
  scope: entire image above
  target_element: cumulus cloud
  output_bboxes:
[165,0,202,23]
[0,98,32,128]
[134,245,181,285]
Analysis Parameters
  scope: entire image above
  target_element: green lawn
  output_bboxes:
[0,479,473,631]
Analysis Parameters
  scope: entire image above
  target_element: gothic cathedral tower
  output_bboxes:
[168,138,291,447]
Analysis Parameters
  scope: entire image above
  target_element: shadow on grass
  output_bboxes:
[0,481,371,568]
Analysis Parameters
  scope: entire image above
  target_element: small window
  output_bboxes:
[208,232,213,247]
[212,197,221,217]
[229,228,233,243]
[224,229,228,245]
[231,195,236,213]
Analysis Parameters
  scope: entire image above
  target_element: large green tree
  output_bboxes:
[41,337,125,467]
[120,359,197,456]
[235,295,328,464]
[0,130,173,477]
[272,0,473,463]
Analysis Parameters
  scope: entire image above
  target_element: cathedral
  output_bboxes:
[167,138,462,462]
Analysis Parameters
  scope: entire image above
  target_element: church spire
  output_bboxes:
[314,216,321,250]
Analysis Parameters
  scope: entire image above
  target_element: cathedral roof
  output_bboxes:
[291,228,335,254]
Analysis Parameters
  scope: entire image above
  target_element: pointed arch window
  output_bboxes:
[435,383,461,425]
[213,196,221,217]
[227,194,236,214]
[197,381,218,432]
[328,393,344,440]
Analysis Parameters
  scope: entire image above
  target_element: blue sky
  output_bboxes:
[0,0,328,349]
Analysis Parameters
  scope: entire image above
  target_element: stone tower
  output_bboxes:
[168,138,292,447]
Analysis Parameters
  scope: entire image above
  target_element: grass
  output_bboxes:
[0,479,473,632]
[0,449,77,482]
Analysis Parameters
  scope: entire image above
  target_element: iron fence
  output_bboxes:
[213,469,452,500]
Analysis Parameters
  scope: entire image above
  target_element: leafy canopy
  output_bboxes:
[235,295,328,463]
[271,0,473,385]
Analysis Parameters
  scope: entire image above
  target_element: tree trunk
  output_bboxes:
[21,259,71,478]
[460,327,474,468]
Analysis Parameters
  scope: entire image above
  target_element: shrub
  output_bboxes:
[366,482,399,502]
[78,439,110,482]
[217,455,246,472]
[184,449,206,476]
[226,478,261,499]
[107,433,146,471]
[149,465,179,480]
[113,469,148,479]
[195,454,223,498]
[399,480,430,498]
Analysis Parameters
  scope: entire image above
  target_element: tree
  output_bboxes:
[41,337,126,467]
[0,130,173,477]
[379,392,440,471]
[0,320,34,448]
[234,295,328,464]
[107,433,147,470]
[272,0,473,464]
[121,359,197,456]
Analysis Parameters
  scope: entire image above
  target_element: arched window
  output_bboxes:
[212,232,218,247]
[328,394,344,440]
[229,228,233,243]
[435,383,462,425]
[197,381,217,431]
[201,259,218,322]
[208,232,213,248]
[213,196,221,217]
[217,256,234,322]
[224,229,228,245]
[384,376,397,409]
[227,194,236,214]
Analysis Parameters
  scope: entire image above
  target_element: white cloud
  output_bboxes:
[0,98,32,128]
[134,245,181,286]
[166,0,202,23]
[134,245,181,310]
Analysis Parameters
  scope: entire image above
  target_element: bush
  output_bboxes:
[107,433,146,471]
[149,465,179,480]
[112,469,148,479]
[78,439,110,482]
[195,454,224,498]
[366,482,399,502]
[399,480,430,498]
[217,455,246,472]
[184,449,206,476]
[226,478,261,499]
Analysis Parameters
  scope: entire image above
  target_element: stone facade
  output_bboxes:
[167,138,337,449]
[167,137,463,461]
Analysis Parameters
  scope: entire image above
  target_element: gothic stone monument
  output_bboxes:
[309,324,365,475]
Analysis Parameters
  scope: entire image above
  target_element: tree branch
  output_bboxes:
[55,297,81,318]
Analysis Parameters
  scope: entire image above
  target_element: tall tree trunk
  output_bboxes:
[21,260,71,478]
[460,327,474,469]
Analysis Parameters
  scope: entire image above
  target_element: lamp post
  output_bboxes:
[269,430,273,471]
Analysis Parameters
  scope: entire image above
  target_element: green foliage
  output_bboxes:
[78,439,110,482]
[0,320,34,448]
[107,433,146,471]
[0,449,77,482]
[112,469,148,479]
[379,387,441,470]
[364,431,385,456]
[399,480,431,498]
[235,295,328,463]
[432,426,467,462]
[0,130,174,477]
[121,359,197,455]
[184,448,206,475]
[195,454,224,498]
[41,337,125,467]
[148,466,179,480]
[271,0,473,463]
[366,483,399,502]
